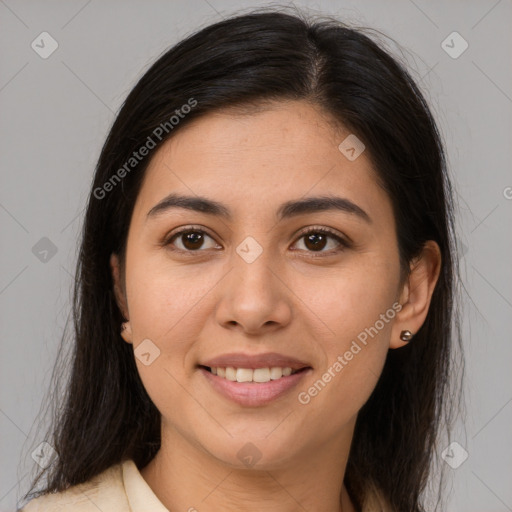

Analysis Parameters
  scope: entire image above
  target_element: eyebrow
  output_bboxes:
[146,193,372,224]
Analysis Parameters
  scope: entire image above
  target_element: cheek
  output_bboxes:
[295,255,398,411]
[124,256,226,414]
[126,254,220,340]
[301,251,399,342]
[298,285,394,427]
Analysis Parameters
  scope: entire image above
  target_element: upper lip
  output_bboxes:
[200,352,312,370]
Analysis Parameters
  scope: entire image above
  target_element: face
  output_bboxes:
[112,100,405,469]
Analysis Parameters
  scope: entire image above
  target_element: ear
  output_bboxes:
[390,240,442,349]
[111,253,133,344]
[110,253,129,321]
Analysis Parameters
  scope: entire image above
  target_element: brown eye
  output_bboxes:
[166,229,219,252]
[179,231,205,250]
[292,227,349,254]
[303,232,328,251]
[164,226,348,256]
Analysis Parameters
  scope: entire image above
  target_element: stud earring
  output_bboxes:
[400,329,414,342]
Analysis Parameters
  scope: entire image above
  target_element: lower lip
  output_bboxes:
[199,367,311,407]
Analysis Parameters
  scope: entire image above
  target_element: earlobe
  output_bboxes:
[120,321,133,344]
[390,241,442,349]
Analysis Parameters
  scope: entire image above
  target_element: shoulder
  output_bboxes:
[19,461,128,512]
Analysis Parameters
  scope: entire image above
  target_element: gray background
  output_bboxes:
[1,0,511,511]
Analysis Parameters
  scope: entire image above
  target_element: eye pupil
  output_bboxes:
[182,231,204,250]
[305,233,327,251]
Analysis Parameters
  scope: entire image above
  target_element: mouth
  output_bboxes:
[198,364,310,383]
[197,364,312,407]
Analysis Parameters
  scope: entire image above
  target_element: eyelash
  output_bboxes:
[162,225,350,258]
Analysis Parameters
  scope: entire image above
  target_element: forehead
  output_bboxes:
[156,101,351,170]
[133,101,390,224]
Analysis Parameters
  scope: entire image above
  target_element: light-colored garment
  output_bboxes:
[19,459,168,512]
[19,459,392,511]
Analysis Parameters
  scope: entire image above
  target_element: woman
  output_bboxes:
[19,7,462,512]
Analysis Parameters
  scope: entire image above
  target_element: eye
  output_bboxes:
[291,226,349,255]
[164,226,220,252]
[163,225,350,256]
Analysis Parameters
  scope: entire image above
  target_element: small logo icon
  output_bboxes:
[31,441,57,469]
[134,338,161,366]
[236,236,263,263]
[31,32,59,59]
[441,32,468,59]
[338,134,365,161]
[441,441,468,469]
[32,237,58,263]
[237,442,262,467]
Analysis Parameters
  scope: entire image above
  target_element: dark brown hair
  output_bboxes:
[21,6,463,511]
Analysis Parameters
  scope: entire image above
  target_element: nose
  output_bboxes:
[214,245,293,336]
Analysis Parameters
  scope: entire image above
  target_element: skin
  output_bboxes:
[111,100,441,512]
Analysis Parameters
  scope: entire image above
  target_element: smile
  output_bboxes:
[198,365,312,407]
[203,365,304,383]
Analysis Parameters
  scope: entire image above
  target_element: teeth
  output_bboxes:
[236,368,253,382]
[253,368,270,382]
[208,366,297,383]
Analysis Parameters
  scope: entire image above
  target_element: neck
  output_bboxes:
[140,420,358,512]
